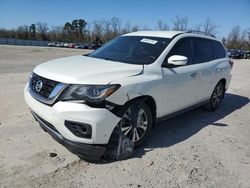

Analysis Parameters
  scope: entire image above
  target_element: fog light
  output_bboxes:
[65,121,92,139]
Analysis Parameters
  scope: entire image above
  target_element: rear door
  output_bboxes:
[193,38,216,102]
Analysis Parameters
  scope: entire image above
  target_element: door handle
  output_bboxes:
[190,72,198,78]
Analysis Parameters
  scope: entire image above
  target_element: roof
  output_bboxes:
[123,31,184,38]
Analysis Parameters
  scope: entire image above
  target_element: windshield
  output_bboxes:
[88,36,171,65]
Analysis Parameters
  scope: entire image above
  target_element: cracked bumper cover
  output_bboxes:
[24,84,122,160]
[32,112,106,161]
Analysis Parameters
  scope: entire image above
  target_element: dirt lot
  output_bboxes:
[0,45,250,188]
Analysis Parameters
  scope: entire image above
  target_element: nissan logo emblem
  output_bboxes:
[35,80,43,92]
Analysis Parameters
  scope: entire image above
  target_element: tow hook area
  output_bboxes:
[104,126,134,160]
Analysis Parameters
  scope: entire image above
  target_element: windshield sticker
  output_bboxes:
[140,38,158,45]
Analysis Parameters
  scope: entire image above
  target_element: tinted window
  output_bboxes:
[165,38,194,65]
[212,41,226,59]
[88,36,171,65]
[194,38,213,63]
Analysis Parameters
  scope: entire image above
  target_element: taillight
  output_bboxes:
[229,60,234,69]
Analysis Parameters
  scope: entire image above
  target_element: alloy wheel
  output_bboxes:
[120,106,148,143]
[212,83,224,108]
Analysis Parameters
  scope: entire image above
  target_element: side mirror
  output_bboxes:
[168,55,188,66]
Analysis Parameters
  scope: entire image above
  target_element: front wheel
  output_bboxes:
[119,101,153,147]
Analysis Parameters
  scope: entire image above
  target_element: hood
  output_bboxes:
[33,55,143,84]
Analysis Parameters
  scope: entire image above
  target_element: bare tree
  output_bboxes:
[103,19,111,42]
[121,22,131,34]
[240,29,249,49]
[110,17,121,37]
[227,26,241,49]
[0,28,7,38]
[29,24,36,40]
[193,23,202,32]
[157,20,169,31]
[17,25,29,39]
[49,26,64,41]
[247,28,250,49]
[86,22,92,43]
[1,16,250,50]
[172,15,188,31]
[222,37,227,46]
[202,18,218,35]
[36,22,49,40]
[92,20,104,44]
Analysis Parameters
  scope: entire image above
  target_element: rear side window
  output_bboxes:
[212,41,226,59]
[165,38,194,65]
[194,38,213,63]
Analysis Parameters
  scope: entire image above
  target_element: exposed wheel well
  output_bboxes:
[143,97,157,126]
[220,78,226,88]
[126,96,157,126]
[110,95,157,125]
[217,78,226,98]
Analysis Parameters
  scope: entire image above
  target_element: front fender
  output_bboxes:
[106,82,142,105]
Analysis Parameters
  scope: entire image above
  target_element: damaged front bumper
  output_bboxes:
[24,84,121,145]
[32,112,106,161]
[24,84,133,161]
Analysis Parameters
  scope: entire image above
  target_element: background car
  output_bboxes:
[74,43,89,49]
[229,49,246,59]
[88,44,101,50]
[63,43,69,48]
[67,43,76,48]
[48,42,58,47]
[245,51,250,59]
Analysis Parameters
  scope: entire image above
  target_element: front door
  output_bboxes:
[157,37,199,117]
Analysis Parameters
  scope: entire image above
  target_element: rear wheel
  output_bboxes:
[204,81,225,111]
[119,101,153,147]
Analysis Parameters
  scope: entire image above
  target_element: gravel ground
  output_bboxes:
[0,45,250,188]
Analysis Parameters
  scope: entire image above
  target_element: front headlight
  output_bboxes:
[61,84,120,103]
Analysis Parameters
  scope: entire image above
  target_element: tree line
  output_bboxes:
[0,16,249,50]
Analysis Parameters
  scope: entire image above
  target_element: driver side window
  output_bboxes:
[163,38,194,67]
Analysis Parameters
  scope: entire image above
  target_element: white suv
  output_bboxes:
[24,31,232,160]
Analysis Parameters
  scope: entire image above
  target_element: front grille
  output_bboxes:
[31,73,58,98]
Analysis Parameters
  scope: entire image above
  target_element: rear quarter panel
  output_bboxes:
[196,58,231,102]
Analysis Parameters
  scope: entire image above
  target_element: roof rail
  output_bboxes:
[186,30,216,38]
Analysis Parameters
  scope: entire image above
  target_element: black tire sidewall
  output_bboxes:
[124,101,153,148]
[210,82,225,111]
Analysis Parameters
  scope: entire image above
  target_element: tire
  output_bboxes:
[118,101,153,147]
[203,81,225,111]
